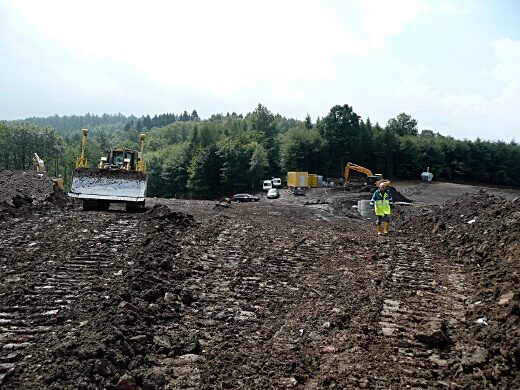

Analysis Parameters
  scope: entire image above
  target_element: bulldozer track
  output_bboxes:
[152,218,334,388]
[0,212,141,385]
[377,238,467,388]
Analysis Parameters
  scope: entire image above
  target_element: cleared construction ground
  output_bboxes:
[0,169,519,389]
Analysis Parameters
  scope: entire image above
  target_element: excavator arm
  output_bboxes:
[344,162,391,188]
[344,162,374,182]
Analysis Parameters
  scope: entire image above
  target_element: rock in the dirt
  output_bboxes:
[214,202,230,209]
[414,322,450,348]
[118,301,140,312]
[116,374,139,390]
[3,353,21,363]
[462,346,488,369]
[321,345,336,354]
[280,376,298,387]
[94,359,112,377]
[153,335,172,350]
[164,292,176,304]
[183,339,201,355]
[12,194,33,208]
[181,291,195,305]
[432,220,446,234]
[177,354,204,363]
[498,292,518,306]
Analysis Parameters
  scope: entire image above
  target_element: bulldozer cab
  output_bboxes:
[100,148,139,171]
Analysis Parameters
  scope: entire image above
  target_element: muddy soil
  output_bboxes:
[1,175,519,389]
[0,169,53,206]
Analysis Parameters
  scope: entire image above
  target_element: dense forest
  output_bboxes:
[1,104,519,198]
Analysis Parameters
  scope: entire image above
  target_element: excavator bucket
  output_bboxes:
[69,168,147,203]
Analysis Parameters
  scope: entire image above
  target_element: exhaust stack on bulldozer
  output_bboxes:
[68,129,148,211]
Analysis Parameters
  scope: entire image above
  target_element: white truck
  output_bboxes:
[262,180,273,191]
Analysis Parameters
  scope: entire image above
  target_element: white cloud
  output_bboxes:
[6,0,355,98]
[384,38,520,140]
[1,0,517,141]
[440,0,478,15]
[492,38,520,103]
[358,0,431,39]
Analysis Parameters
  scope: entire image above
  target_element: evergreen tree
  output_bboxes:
[143,115,153,130]
[304,114,312,130]
[249,143,269,189]
[190,110,200,121]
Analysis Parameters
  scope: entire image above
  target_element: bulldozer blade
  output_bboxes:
[69,168,147,202]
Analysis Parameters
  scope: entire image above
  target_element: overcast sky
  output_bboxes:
[1,0,519,141]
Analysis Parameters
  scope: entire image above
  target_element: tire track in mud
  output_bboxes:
[150,214,337,388]
[0,211,141,386]
[376,237,467,388]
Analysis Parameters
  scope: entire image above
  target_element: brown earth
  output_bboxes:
[0,172,519,389]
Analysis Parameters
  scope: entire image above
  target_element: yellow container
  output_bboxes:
[287,171,308,188]
[308,174,318,188]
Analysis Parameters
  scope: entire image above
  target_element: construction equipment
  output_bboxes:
[344,162,391,188]
[32,153,64,189]
[421,167,433,181]
[32,153,46,174]
[287,171,309,189]
[68,128,148,211]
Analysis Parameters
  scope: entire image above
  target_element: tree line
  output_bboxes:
[1,104,519,198]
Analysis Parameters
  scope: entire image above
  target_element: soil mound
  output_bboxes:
[389,186,413,203]
[399,190,519,386]
[400,190,518,261]
[45,184,71,207]
[329,196,363,219]
[144,204,195,228]
[0,169,62,206]
[18,209,200,389]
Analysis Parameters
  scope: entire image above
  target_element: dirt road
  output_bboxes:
[1,174,519,389]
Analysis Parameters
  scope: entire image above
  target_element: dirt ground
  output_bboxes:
[1,171,519,389]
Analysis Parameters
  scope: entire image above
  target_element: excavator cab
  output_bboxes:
[367,176,381,187]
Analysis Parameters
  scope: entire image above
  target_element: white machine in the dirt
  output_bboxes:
[68,128,148,211]
[32,152,64,189]
[32,153,46,174]
[421,167,433,181]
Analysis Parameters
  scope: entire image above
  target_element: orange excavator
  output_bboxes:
[344,162,413,202]
[344,162,391,188]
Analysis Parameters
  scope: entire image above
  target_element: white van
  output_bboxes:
[271,178,282,188]
[262,180,273,191]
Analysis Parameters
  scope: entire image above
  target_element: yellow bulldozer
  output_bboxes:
[68,129,148,211]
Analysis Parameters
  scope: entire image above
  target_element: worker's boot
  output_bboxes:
[383,222,389,235]
[377,224,383,236]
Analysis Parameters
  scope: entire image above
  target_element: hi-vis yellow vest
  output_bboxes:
[371,189,392,216]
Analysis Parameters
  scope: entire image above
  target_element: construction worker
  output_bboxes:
[370,182,394,235]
